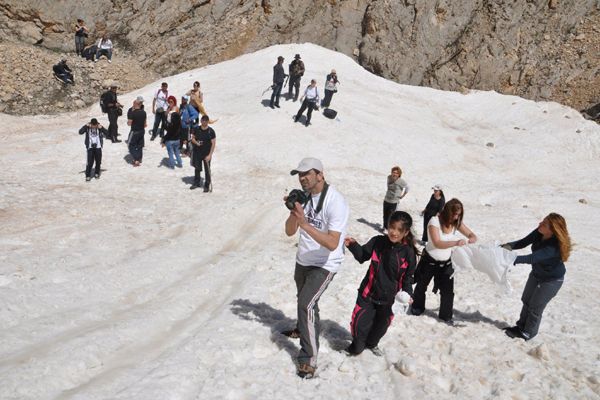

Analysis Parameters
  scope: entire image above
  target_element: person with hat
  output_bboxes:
[127,96,147,167]
[79,118,108,181]
[282,157,349,379]
[180,95,199,156]
[382,166,409,231]
[287,54,305,102]
[420,185,445,243]
[322,69,339,108]
[270,56,287,109]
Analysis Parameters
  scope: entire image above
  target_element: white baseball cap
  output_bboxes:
[432,184,443,191]
[290,157,324,175]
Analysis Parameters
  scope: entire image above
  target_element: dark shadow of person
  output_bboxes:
[356,217,384,233]
[260,99,273,108]
[230,299,352,361]
[181,176,198,185]
[414,308,506,329]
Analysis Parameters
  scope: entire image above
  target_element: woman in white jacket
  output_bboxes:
[294,79,320,127]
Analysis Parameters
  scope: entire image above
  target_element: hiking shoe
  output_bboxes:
[367,346,384,357]
[341,346,360,357]
[190,183,201,190]
[282,328,300,339]
[94,174,100,179]
[505,327,530,341]
[274,104,280,108]
[296,363,316,379]
[85,176,91,182]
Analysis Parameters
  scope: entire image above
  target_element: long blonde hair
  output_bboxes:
[546,213,572,262]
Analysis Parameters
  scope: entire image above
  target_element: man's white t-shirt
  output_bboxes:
[154,89,168,110]
[296,185,349,273]
[425,217,461,261]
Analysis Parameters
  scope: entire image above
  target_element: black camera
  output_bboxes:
[285,189,309,210]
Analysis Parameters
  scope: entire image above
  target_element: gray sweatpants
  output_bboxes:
[294,263,335,367]
[517,272,563,339]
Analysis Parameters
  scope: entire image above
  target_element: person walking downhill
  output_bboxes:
[501,213,572,341]
[282,158,349,379]
[383,166,409,231]
[294,79,320,127]
[344,211,418,356]
[410,198,477,324]
[270,56,287,109]
[79,118,107,181]
[190,115,216,192]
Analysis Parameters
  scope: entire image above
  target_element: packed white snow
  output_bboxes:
[1,43,599,399]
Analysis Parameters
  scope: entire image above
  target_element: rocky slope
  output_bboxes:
[0,0,598,115]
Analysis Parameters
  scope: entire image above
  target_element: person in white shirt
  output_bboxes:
[410,198,477,324]
[294,79,320,126]
[283,157,349,379]
[151,82,169,140]
[95,34,113,62]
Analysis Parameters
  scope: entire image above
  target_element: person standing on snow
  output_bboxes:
[127,96,147,167]
[294,79,320,126]
[501,213,572,341]
[322,69,339,108]
[420,185,445,243]
[79,118,108,181]
[190,115,216,192]
[383,166,409,231]
[287,54,305,102]
[270,55,287,109]
[282,157,349,379]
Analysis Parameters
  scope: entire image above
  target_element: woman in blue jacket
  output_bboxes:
[502,213,572,340]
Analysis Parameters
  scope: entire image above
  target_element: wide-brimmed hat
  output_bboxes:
[294,54,301,59]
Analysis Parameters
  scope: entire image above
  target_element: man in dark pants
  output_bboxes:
[105,84,122,143]
[190,115,216,192]
[270,56,286,109]
[283,158,349,379]
[287,54,305,101]
[79,118,108,181]
[127,96,147,167]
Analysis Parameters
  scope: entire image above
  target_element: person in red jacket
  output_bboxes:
[344,211,418,356]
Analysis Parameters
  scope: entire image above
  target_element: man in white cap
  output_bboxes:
[283,157,349,379]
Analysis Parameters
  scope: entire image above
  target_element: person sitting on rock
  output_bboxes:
[82,44,97,61]
[53,59,74,84]
[95,34,113,63]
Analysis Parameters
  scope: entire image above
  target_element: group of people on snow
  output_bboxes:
[283,157,572,379]
[80,80,216,192]
[270,54,339,126]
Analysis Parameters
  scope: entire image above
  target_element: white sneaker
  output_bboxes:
[108,60,111,63]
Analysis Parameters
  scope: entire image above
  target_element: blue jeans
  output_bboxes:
[166,140,182,168]
[96,48,112,60]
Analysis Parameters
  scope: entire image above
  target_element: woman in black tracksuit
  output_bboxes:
[421,185,445,243]
[344,211,418,356]
[502,213,572,341]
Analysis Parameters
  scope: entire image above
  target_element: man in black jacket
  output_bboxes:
[104,84,122,143]
[270,56,287,109]
[53,59,74,84]
[79,118,108,181]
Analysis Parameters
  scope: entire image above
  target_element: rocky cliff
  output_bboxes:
[0,0,598,115]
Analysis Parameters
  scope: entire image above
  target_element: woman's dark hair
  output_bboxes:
[388,211,420,256]
[439,198,463,229]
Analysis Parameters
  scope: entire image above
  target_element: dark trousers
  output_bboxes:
[295,99,316,123]
[194,159,211,188]
[75,36,85,55]
[288,75,301,100]
[85,148,102,177]
[422,214,435,242]
[152,111,167,138]
[411,252,454,321]
[294,263,335,367]
[128,130,144,162]
[322,89,335,108]
[348,295,394,354]
[383,201,397,229]
[107,108,119,141]
[270,82,283,106]
[516,273,563,339]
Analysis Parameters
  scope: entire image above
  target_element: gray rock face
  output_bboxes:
[0,0,598,112]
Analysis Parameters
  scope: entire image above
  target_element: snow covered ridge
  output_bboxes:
[0,43,599,399]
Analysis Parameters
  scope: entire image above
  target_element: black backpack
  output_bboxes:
[323,108,337,119]
[99,91,111,113]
